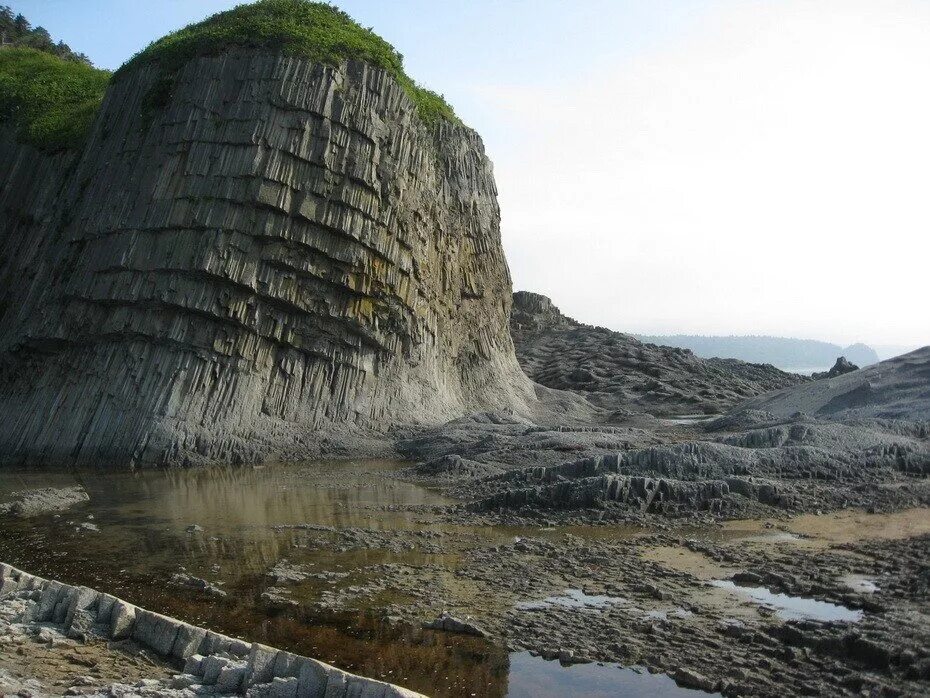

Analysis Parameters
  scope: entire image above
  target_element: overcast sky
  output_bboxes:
[12,0,929,348]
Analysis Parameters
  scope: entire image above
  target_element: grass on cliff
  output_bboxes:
[0,47,111,151]
[118,0,460,126]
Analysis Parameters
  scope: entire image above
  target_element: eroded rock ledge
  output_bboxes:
[0,562,424,697]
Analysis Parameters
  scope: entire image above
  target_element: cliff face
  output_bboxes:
[0,51,533,466]
[511,291,804,416]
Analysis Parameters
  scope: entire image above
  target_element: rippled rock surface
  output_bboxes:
[510,291,804,417]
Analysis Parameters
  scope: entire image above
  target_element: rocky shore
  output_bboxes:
[0,563,423,697]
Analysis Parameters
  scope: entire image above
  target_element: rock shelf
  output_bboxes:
[0,562,424,697]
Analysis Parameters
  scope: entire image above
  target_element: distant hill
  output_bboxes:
[633,335,880,372]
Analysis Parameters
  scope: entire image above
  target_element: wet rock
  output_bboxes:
[423,613,488,637]
[673,667,717,692]
[261,588,298,610]
[170,573,227,598]
[845,634,891,670]
[266,561,310,585]
[0,487,89,517]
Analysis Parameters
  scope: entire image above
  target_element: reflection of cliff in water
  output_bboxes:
[0,461,502,697]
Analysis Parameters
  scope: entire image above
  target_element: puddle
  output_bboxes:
[731,531,801,544]
[710,580,863,622]
[507,652,717,697]
[516,588,625,611]
[660,414,719,426]
[841,575,879,594]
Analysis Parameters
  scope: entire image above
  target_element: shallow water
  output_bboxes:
[515,588,626,611]
[0,462,710,696]
[660,414,719,426]
[0,462,496,696]
[506,652,717,697]
[710,580,863,622]
[0,464,891,695]
[841,575,879,594]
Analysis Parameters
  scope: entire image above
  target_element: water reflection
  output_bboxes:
[506,652,717,697]
[710,580,863,622]
[0,462,495,697]
[516,588,626,611]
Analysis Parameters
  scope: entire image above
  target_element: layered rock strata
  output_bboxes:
[0,562,423,697]
[0,51,533,466]
[463,414,930,515]
[510,291,804,416]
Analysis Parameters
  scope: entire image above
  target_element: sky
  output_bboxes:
[9,0,930,349]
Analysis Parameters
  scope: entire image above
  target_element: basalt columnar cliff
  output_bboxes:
[0,2,533,467]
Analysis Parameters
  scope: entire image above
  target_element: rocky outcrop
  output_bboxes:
[812,356,859,380]
[0,562,424,697]
[471,472,734,514]
[742,347,930,421]
[458,411,930,515]
[510,291,804,416]
[0,486,89,517]
[423,612,488,637]
[0,50,534,467]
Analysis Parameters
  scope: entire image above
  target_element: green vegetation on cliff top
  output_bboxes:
[119,0,459,125]
[0,47,110,151]
[0,1,458,152]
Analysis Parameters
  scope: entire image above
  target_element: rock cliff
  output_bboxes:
[0,49,533,466]
[511,291,804,416]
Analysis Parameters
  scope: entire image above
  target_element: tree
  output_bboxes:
[0,7,92,65]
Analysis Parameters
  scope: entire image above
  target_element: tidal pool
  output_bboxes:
[0,462,500,696]
[0,464,887,696]
[1,462,707,697]
[710,580,863,622]
[506,652,717,697]
[515,588,626,611]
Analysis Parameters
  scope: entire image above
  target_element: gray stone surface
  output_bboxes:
[510,291,804,417]
[459,412,930,517]
[423,612,488,637]
[0,486,89,517]
[0,562,426,697]
[743,347,930,420]
[131,610,181,656]
[110,600,136,640]
[0,49,535,468]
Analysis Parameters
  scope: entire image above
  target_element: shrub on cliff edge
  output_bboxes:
[118,0,460,126]
[0,47,110,151]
